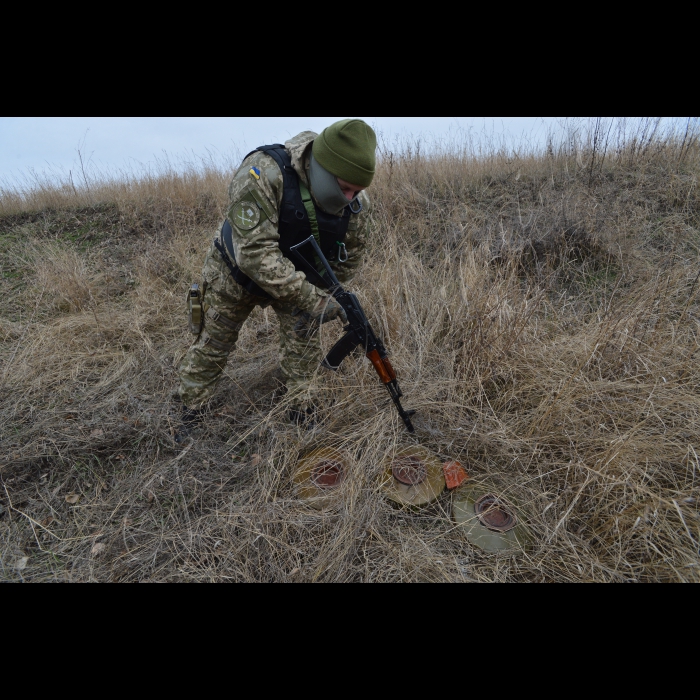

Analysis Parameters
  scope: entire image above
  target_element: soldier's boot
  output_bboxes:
[175,406,205,444]
[287,404,319,429]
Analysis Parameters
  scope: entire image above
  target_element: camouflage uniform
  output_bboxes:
[178,131,371,409]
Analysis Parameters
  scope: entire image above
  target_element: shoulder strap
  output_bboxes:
[243,143,286,162]
[298,180,328,276]
[251,145,306,227]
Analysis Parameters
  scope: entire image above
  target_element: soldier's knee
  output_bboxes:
[281,339,322,363]
[198,304,243,352]
[280,324,322,352]
[204,306,243,335]
[201,331,235,353]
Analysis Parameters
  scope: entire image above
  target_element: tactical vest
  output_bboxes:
[220,144,352,299]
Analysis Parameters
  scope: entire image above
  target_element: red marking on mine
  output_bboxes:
[392,456,428,486]
[311,461,345,489]
[475,495,517,533]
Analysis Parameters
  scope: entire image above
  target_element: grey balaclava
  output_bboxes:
[308,153,360,216]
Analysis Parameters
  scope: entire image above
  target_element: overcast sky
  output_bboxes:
[0,117,561,185]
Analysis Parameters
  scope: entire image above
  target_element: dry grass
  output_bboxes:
[1,118,699,582]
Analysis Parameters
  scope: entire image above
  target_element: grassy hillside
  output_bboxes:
[1,119,699,582]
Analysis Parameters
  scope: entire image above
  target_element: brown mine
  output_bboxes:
[475,495,517,533]
[392,456,428,486]
[310,460,345,489]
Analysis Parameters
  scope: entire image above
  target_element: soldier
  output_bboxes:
[177,119,377,437]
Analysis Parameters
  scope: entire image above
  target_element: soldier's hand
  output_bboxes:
[293,296,347,338]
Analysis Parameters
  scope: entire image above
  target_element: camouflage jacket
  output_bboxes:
[225,131,371,312]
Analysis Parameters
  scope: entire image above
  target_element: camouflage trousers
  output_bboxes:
[178,241,322,409]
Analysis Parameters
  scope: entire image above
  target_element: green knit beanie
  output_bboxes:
[312,119,377,188]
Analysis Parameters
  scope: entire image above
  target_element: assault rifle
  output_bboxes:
[290,236,416,433]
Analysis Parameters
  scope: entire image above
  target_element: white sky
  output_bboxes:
[0,117,561,185]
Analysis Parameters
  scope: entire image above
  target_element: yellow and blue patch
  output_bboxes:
[249,167,261,180]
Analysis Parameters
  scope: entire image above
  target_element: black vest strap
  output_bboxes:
[218,221,270,298]
[223,144,352,297]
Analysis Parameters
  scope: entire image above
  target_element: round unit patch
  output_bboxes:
[232,200,261,231]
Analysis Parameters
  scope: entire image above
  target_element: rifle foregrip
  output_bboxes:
[381,357,397,382]
[367,349,392,384]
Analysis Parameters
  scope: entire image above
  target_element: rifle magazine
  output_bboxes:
[323,330,362,370]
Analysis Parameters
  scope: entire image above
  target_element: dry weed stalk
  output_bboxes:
[1,119,699,582]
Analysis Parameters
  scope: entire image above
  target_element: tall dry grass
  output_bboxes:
[1,118,699,582]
